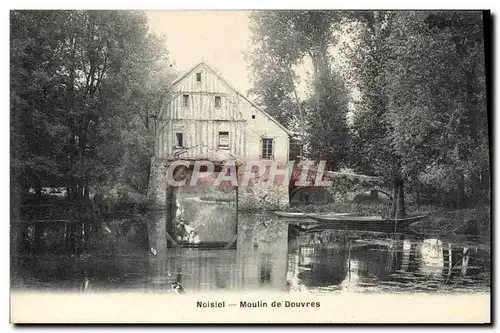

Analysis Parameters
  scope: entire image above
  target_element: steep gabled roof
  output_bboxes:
[170,62,293,136]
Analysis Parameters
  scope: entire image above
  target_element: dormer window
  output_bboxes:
[215,96,221,108]
[196,73,202,82]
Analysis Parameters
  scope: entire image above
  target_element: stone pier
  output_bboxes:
[146,157,290,251]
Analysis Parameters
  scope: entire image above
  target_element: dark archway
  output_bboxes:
[290,186,331,205]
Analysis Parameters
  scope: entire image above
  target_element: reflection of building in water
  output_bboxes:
[145,242,298,293]
[232,214,289,291]
[146,250,238,292]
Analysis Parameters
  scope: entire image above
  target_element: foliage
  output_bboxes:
[238,184,288,212]
[382,12,489,201]
[346,11,489,215]
[10,10,174,204]
[346,12,401,181]
[248,11,351,167]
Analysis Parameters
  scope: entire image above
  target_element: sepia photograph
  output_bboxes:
[9,9,491,323]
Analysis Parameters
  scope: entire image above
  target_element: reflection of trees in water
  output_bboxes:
[16,210,491,294]
[288,239,405,290]
[260,253,272,285]
[351,245,396,280]
[407,241,422,273]
[443,244,487,284]
[339,238,405,289]
[296,247,348,287]
[374,238,489,289]
[403,239,481,283]
[400,239,412,272]
[15,254,150,292]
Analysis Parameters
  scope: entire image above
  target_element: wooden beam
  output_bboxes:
[224,234,238,249]
[165,231,179,248]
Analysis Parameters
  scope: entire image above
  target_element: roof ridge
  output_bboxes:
[169,62,292,136]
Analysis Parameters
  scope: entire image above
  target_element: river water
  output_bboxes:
[11,214,490,295]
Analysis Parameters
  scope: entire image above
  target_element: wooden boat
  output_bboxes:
[273,211,352,218]
[274,211,309,218]
[301,215,429,233]
[274,211,354,225]
[309,215,383,221]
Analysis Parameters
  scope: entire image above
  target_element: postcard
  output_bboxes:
[10,9,491,324]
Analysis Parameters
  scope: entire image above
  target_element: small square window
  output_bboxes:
[183,94,189,107]
[215,96,221,108]
[196,73,202,82]
[218,131,229,149]
[252,115,255,119]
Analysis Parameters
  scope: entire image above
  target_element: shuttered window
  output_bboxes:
[261,138,274,160]
[218,131,229,149]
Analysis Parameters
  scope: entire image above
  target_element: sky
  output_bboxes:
[145,10,355,106]
[146,11,254,94]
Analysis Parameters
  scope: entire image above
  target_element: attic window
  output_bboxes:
[183,94,189,107]
[215,96,221,108]
[196,72,202,82]
[252,115,255,119]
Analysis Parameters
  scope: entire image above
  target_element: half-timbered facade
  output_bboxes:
[156,62,291,164]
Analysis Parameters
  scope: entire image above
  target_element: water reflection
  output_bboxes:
[11,214,490,294]
[287,233,490,294]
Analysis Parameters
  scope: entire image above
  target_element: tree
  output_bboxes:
[347,11,489,220]
[10,10,174,204]
[382,11,489,219]
[248,11,350,168]
[347,11,407,218]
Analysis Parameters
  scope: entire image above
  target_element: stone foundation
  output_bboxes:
[146,157,290,250]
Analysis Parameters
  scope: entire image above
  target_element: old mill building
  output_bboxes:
[147,62,292,250]
[155,62,292,164]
